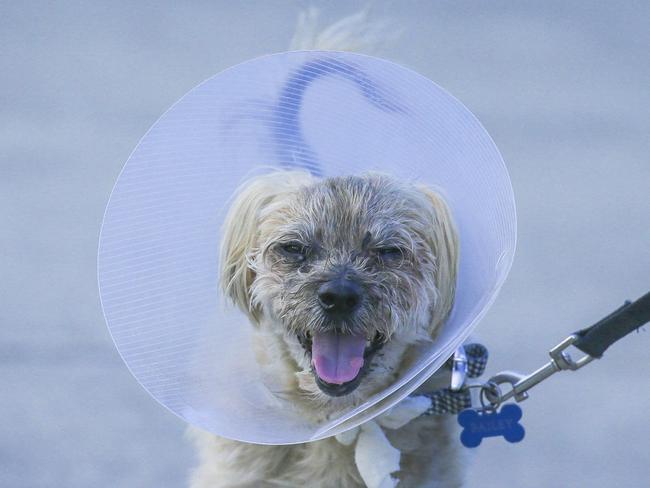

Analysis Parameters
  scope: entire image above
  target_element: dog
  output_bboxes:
[189,11,465,488]
[189,170,462,487]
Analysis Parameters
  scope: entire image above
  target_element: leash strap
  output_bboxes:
[420,343,488,415]
[573,291,650,358]
[461,291,650,409]
[417,291,650,417]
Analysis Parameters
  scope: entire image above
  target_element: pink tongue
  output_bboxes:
[312,332,366,385]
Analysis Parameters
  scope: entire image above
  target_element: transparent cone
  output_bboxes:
[98,51,516,444]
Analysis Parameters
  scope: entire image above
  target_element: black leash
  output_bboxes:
[573,291,650,358]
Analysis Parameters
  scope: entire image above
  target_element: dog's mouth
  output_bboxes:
[297,330,385,397]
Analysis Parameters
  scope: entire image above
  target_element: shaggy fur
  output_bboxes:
[189,170,461,487]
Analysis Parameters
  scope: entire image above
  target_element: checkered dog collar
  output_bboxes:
[417,343,489,416]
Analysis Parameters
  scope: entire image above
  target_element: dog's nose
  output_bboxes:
[318,279,361,315]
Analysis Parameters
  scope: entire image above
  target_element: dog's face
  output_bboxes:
[221,171,458,411]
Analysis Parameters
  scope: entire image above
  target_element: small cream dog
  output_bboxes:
[189,11,465,488]
[190,170,462,488]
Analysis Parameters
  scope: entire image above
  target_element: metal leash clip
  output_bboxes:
[479,334,595,408]
[450,345,468,391]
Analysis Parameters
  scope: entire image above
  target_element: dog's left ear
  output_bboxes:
[417,186,460,329]
[220,171,315,322]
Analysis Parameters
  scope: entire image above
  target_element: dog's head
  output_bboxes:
[220,171,458,409]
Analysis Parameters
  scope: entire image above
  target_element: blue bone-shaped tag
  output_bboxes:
[458,404,525,448]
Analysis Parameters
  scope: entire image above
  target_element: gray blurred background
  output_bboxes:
[2,1,648,486]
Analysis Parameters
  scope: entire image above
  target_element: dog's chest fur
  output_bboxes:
[189,414,463,488]
[189,371,465,488]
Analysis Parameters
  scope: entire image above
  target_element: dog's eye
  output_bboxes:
[280,242,307,260]
[282,243,304,254]
[376,247,402,257]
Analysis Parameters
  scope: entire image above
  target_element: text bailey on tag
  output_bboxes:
[458,404,525,448]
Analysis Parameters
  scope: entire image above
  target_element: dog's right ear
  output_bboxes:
[416,185,460,331]
[220,171,315,321]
